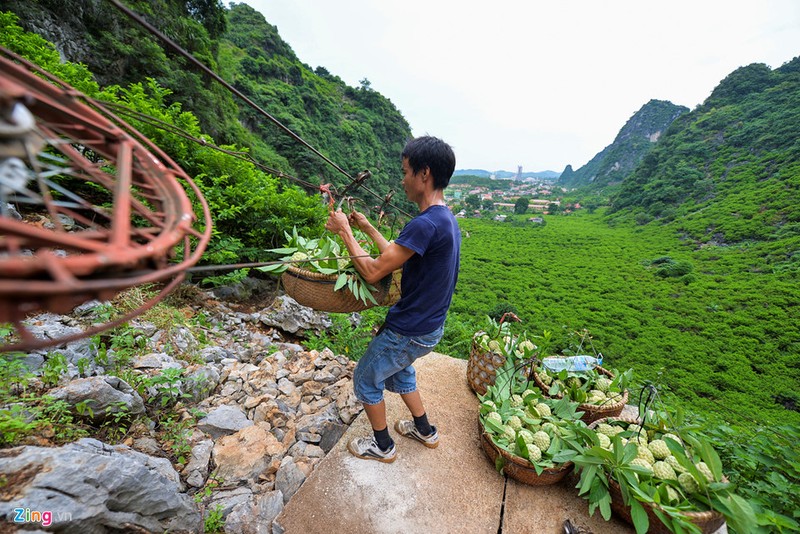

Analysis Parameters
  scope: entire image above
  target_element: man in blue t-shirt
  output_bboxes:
[325,136,460,462]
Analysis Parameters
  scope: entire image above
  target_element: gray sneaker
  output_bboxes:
[394,420,439,449]
[347,436,397,463]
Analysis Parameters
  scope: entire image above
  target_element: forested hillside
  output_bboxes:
[1,0,414,216]
[558,99,688,189]
[610,59,800,256]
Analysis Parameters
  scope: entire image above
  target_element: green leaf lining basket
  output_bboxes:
[532,366,628,423]
[282,266,399,313]
[479,419,574,486]
[589,416,727,534]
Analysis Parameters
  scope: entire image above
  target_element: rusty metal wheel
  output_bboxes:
[0,47,212,351]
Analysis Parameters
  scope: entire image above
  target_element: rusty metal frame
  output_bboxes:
[0,47,212,352]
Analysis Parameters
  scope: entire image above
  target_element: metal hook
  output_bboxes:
[336,169,371,210]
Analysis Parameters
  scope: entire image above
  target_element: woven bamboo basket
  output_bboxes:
[381,269,402,306]
[466,340,506,396]
[281,266,392,313]
[479,420,573,486]
[589,417,727,534]
[533,365,628,423]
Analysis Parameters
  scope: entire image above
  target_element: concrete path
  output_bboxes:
[274,352,636,534]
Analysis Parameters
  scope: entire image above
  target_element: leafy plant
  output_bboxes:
[204,504,225,534]
[201,267,250,288]
[304,309,386,359]
[101,401,133,442]
[74,399,95,420]
[75,357,90,377]
[36,396,89,443]
[704,422,800,533]
[0,354,32,397]
[41,353,68,388]
[158,413,194,467]
[0,404,38,446]
[194,474,223,503]
[0,324,14,344]
[144,368,190,408]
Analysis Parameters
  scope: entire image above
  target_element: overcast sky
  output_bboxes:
[243,1,800,173]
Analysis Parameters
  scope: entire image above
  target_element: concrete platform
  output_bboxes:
[274,352,635,534]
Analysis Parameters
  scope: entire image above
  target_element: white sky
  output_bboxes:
[242,1,800,173]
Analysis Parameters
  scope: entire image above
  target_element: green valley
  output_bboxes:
[443,212,799,432]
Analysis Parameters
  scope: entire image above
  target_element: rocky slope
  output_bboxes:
[1,281,365,533]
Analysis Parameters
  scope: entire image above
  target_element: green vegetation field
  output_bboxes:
[443,211,800,434]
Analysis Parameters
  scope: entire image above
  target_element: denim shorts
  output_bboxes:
[353,325,444,405]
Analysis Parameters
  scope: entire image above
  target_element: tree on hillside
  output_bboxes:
[465,194,481,211]
[514,197,529,214]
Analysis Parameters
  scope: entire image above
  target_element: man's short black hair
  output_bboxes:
[402,136,456,190]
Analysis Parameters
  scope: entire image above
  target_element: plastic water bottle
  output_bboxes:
[542,354,603,373]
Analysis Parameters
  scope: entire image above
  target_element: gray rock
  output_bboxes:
[296,431,321,444]
[183,439,214,488]
[0,438,201,533]
[274,457,306,504]
[172,326,198,353]
[199,345,232,363]
[209,487,253,518]
[3,202,22,220]
[6,351,44,374]
[197,404,253,439]
[22,313,84,345]
[72,299,105,316]
[313,369,338,383]
[276,342,304,353]
[224,490,284,534]
[185,365,221,402]
[318,421,347,453]
[133,436,163,456]
[49,376,145,423]
[133,352,178,369]
[277,377,296,396]
[257,296,331,334]
[304,444,325,458]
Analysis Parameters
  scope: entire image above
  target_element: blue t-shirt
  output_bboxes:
[385,205,461,336]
